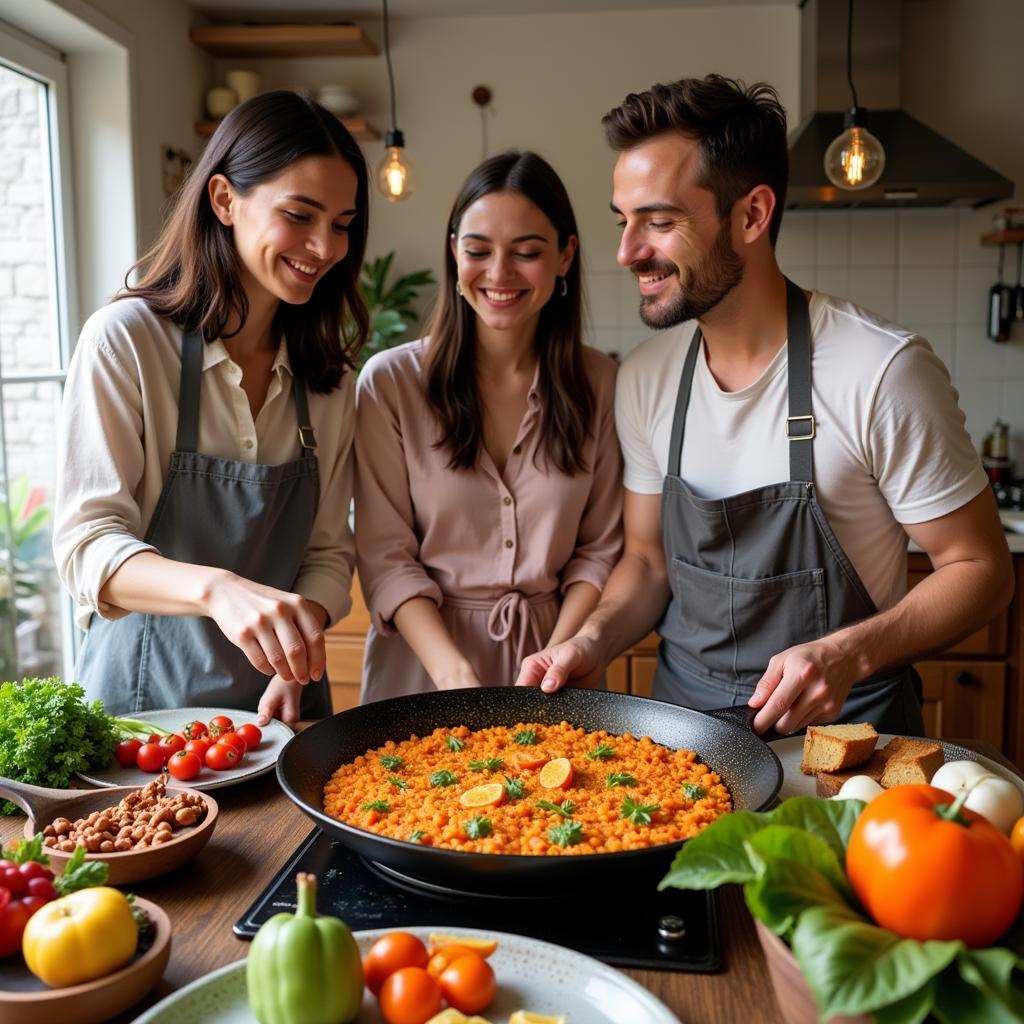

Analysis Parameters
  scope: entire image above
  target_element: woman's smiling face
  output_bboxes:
[451,190,576,336]
[209,153,359,308]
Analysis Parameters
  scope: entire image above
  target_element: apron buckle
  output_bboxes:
[786,414,815,441]
[297,424,317,450]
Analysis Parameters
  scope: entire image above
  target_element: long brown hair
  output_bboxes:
[425,150,593,474]
[122,90,369,392]
[603,75,789,247]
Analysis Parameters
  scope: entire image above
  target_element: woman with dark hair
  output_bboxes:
[355,150,622,701]
[54,91,369,723]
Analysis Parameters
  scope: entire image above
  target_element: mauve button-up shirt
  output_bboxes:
[354,339,623,696]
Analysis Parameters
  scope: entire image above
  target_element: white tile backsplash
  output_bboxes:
[846,267,898,322]
[897,267,956,326]
[815,211,850,267]
[849,210,896,268]
[897,209,958,267]
[776,211,816,267]
[923,326,954,372]
[957,265,1001,326]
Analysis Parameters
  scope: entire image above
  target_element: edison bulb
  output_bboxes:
[376,146,415,202]
[824,124,885,190]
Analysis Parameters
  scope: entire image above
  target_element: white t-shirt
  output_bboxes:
[54,297,356,630]
[615,290,988,612]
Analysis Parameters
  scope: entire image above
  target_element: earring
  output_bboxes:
[559,276,568,298]
[455,281,464,297]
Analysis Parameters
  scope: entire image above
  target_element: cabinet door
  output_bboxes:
[914,661,1005,748]
[606,656,628,694]
[630,655,657,698]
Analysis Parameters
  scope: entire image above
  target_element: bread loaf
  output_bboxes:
[799,723,879,775]
[878,737,944,787]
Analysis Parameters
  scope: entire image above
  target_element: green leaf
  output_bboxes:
[547,821,584,847]
[468,758,504,773]
[536,799,575,817]
[681,782,707,801]
[387,775,409,790]
[746,825,852,899]
[585,743,615,761]
[363,800,390,812]
[769,796,863,866]
[445,736,465,752]
[379,754,404,770]
[659,808,772,890]
[429,769,459,787]
[54,845,109,894]
[792,902,961,1019]
[513,730,537,745]
[409,830,425,844]
[502,776,525,799]
[620,796,660,826]
[7,833,48,865]
[464,816,492,839]
[933,947,1024,1023]
[606,772,637,788]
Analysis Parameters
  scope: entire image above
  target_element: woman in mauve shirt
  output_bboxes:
[355,150,623,702]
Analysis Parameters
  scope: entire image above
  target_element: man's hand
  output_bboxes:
[515,637,604,693]
[747,635,858,734]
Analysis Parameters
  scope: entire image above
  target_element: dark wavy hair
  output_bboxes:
[425,150,593,474]
[602,74,789,246]
[120,90,369,392]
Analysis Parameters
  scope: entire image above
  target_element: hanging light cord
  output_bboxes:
[382,0,398,131]
[846,0,859,109]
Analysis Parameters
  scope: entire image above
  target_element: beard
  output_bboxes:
[636,219,744,329]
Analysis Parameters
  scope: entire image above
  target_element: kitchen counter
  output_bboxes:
[1,737,1015,1023]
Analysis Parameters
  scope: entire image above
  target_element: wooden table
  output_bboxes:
[5,738,1015,1023]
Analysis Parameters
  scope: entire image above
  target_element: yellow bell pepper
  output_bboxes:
[22,886,138,987]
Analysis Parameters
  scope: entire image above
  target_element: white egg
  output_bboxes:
[931,759,989,793]
[833,775,884,803]
[929,760,1023,833]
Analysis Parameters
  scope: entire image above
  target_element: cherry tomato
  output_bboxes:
[1011,815,1024,858]
[0,888,8,914]
[0,867,25,898]
[0,899,31,957]
[205,742,240,771]
[18,861,53,882]
[147,733,162,744]
[378,966,443,1024]
[182,720,209,741]
[216,731,247,756]
[158,733,186,756]
[136,742,167,773]
[115,738,143,767]
[208,715,234,737]
[185,738,211,761]
[24,877,57,901]
[236,723,262,750]
[438,952,496,1014]
[19,895,49,919]
[426,944,478,978]
[168,749,203,781]
[363,931,430,995]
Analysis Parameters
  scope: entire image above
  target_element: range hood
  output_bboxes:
[787,0,1013,209]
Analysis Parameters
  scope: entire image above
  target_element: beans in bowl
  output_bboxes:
[322,721,731,855]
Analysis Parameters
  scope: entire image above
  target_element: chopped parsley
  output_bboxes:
[464,816,493,840]
[429,769,459,788]
[503,776,525,799]
[681,782,707,801]
[606,772,637,788]
[409,830,425,844]
[379,754,404,770]
[536,799,576,818]
[513,729,538,745]
[547,821,584,847]
[388,775,410,790]
[586,743,615,761]
[363,800,390,813]
[620,796,660,826]
[445,736,465,752]
[469,758,505,773]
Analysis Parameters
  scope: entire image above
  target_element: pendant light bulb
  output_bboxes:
[824,114,885,190]
[376,129,414,202]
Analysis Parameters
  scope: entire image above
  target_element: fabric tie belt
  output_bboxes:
[444,590,558,671]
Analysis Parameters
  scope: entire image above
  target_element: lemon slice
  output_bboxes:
[459,782,506,809]
[428,932,499,957]
[426,1010,494,1024]
[509,1012,568,1024]
[538,756,574,790]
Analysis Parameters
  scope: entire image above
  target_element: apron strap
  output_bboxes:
[175,329,204,454]
[784,277,815,483]
[291,371,317,457]
[667,330,702,477]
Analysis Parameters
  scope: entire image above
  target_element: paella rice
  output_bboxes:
[322,721,732,855]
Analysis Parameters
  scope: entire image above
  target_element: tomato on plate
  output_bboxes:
[205,742,240,771]
[24,877,56,901]
[157,733,186,757]
[0,898,31,957]
[208,715,234,737]
[426,944,478,978]
[136,742,166,773]
[18,861,53,882]
[185,738,211,761]
[378,966,443,1024]
[363,931,429,995]
[438,952,496,1014]
[182,720,209,741]
[168,749,203,781]
[216,731,248,756]
[115,738,143,767]
[0,866,24,898]
[236,723,262,750]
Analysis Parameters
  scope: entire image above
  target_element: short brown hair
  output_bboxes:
[602,75,789,246]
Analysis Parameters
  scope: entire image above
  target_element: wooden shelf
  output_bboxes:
[981,229,1024,246]
[195,116,380,142]
[189,24,378,58]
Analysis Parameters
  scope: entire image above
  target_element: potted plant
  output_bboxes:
[356,253,435,369]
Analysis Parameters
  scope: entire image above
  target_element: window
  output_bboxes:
[0,22,76,682]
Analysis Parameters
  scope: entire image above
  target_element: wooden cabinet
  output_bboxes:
[325,578,370,714]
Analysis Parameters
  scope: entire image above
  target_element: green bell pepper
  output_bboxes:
[247,871,363,1024]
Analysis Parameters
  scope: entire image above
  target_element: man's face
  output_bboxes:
[612,134,743,329]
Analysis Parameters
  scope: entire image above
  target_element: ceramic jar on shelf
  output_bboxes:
[317,84,360,118]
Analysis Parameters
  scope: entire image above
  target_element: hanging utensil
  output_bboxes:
[1014,243,1024,323]
[988,245,1013,342]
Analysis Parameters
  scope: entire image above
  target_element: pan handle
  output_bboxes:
[705,704,787,744]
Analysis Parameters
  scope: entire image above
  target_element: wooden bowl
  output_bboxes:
[0,777,218,884]
[755,919,871,1024]
[0,896,171,1024]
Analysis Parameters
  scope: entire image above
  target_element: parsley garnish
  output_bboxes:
[620,796,660,826]
[363,800,390,812]
[536,799,576,817]
[469,758,504,772]
[586,743,615,761]
[547,821,584,847]
[681,782,707,801]
[409,830,425,844]
[379,754,404,770]
[429,769,459,787]
[514,729,538,745]
[606,772,637,788]
[503,776,525,799]
[464,816,493,839]
[388,775,410,790]
[445,736,465,752]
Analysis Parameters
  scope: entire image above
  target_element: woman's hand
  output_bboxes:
[203,571,326,684]
[257,674,305,726]
[433,662,483,690]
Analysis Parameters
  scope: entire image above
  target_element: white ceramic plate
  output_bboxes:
[76,707,292,792]
[769,734,1024,802]
[133,926,682,1024]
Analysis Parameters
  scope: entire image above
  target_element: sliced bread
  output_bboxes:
[799,722,879,775]
[878,737,944,787]
[814,750,889,797]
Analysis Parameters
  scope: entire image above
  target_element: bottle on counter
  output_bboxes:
[983,419,1014,486]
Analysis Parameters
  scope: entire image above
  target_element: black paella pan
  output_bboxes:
[276,687,782,895]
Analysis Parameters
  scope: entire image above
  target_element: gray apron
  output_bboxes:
[652,279,925,735]
[76,329,333,719]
